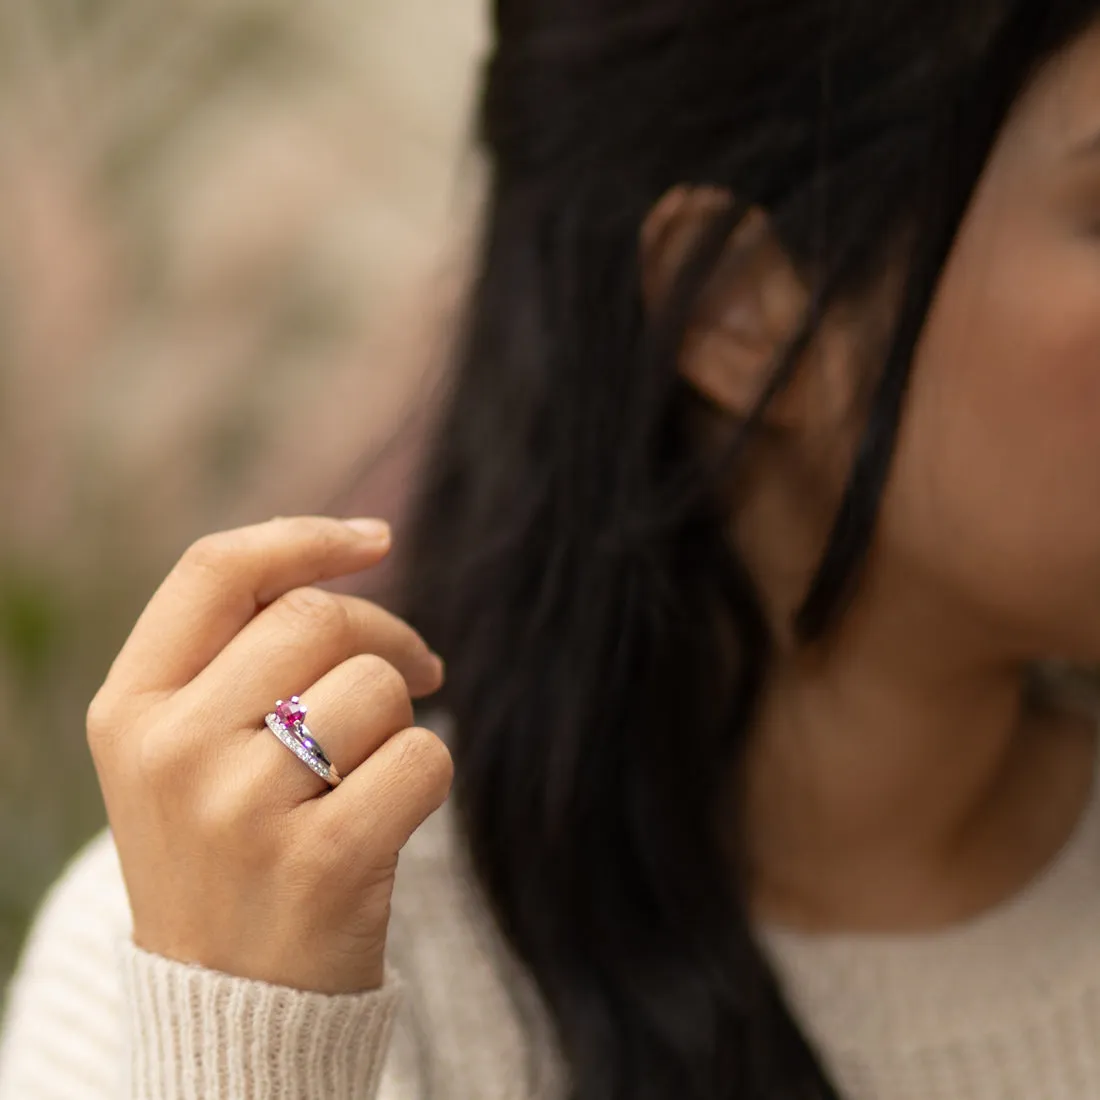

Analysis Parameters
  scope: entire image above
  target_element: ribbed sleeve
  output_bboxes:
[0,828,414,1100]
[116,940,403,1100]
[18,773,1100,1100]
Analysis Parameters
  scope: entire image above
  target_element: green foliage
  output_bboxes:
[0,559,68,688]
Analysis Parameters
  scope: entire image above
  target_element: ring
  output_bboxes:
[264,696,343,787]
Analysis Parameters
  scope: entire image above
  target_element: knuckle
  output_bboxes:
[354,654,412,721]
[179,532,232,575]
[277,586,349,639]
[397,727,454,804]
[195,781,248,837]
[85,689,119,744]
[279,515,348,554]
[135,728,195,785]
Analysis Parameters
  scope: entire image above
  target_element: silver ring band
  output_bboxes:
[264,707,343,787]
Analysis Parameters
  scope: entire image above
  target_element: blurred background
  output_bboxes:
[0,0,486,982]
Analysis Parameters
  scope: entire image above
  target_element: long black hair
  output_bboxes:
[399,3,1100,1097]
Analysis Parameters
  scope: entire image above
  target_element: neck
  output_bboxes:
[739,560,1098,934]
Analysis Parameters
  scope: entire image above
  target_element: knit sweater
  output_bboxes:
[2,735,1100,1100]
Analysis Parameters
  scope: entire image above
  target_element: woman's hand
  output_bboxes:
[85,515,452,995]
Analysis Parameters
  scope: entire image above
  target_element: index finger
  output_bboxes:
[101,516,395,699]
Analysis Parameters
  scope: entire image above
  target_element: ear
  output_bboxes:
[640,184,818,426]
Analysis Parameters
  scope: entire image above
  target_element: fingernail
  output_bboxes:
[344,518,391,543]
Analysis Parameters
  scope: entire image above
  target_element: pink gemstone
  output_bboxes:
[275,697,307,726]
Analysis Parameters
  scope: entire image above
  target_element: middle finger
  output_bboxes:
[178,586,443,729]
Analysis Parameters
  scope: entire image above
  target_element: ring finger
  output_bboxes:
[249,652,414,805]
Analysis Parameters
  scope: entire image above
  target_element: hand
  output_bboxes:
[85,515,452,994]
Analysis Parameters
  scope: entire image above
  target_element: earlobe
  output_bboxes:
[640,185,811,425]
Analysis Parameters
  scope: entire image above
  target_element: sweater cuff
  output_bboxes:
[115,936,404,1100]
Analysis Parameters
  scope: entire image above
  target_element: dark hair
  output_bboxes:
[399,3,1100,1097]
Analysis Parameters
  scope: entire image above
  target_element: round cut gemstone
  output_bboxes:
[275,697,307,727]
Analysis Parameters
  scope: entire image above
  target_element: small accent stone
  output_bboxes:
[298,734,331,767]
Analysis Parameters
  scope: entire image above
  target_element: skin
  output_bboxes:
[642,21,1100,933]
[91,20,1100,999]
[87,515,451,993]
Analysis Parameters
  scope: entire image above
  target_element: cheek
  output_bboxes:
[879,218,1100,650]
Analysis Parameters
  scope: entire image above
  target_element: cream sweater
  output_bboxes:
[2,741,1100,1100]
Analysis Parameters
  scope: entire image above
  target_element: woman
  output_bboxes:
[4,0,1100,1097]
